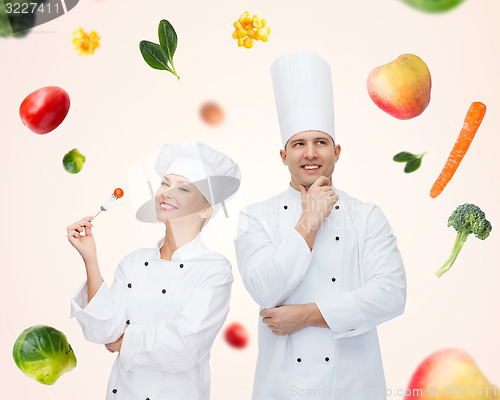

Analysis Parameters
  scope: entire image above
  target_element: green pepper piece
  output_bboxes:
[399,0,466,13]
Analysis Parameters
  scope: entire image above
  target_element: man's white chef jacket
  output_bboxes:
[70,235,233,400]
[234,185,406,400]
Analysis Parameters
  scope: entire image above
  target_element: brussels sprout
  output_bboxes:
[13,325,77,385]
[63,148,86,174]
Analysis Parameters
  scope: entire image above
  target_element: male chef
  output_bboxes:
[234,51,407,400]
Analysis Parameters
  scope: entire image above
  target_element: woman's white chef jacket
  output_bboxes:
[234,185,406,400]
[70,234,233,400]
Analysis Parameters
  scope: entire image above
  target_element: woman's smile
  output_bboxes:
[160,201,178,211]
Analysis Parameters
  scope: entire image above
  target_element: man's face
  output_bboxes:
[280,130,341,189]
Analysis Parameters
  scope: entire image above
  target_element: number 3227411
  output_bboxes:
[442,386,497,396]
[5,2,61,14]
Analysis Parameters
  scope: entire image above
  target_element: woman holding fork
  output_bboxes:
[67,140,240,400]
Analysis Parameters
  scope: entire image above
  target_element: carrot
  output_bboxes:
[430,102,486,198]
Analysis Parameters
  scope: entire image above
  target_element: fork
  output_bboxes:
[94,194,119,218]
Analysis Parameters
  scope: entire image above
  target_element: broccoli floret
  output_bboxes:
[435,203,492,278]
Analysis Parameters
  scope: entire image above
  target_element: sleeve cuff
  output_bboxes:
[119,324,142,372]
[119,323,185,372]
[292,227,313,255]
[315,292,367,334]
[275,227,313,279]
[262,227,313,308]
[70,280,114,320]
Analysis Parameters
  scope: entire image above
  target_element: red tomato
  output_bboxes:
[114,188,124,198]
[19,86,70,134]
[224,322,248,349]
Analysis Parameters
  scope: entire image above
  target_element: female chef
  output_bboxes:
[68,140,241,400]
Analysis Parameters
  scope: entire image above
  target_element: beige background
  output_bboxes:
[1,0,499,398]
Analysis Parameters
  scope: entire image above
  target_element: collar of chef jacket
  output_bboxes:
[150,233,206,262]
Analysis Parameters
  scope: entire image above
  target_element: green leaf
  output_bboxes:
[158,19,179,79]
[404,157,422,173]
[139,40,173,72]
[393,152,416,162]
[158,19,177,61]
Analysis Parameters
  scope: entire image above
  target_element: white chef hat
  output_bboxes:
[270,51,336,148]
[133,140,240,223]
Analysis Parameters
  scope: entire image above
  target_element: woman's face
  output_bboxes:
[155,174,212,225]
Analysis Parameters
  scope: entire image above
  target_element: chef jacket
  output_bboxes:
[70,234,233,400]
[234,185,406,400]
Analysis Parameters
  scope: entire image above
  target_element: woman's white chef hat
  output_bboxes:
[270,51,336,148]
[133,140,240,223]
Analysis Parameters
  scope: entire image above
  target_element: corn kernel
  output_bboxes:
[233,12,270,49]
[243,37,254,48]
[72,27,101,56]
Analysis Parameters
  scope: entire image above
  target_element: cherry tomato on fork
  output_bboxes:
[114,188,124,198]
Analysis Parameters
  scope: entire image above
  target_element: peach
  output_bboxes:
[367,54,431,120]
[404,348,498,399]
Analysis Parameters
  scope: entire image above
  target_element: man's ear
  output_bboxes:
[334,144,341,162]
[279,149,287,165]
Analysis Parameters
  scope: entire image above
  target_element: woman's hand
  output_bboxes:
[67,217,97,262]
[105,335,124,353]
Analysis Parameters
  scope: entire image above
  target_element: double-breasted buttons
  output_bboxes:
[112,389,117,394]
[335,236,340,241]
[126,319,130,325]
[296,358,301,362]
[162,289,166,294]
[335,205,339,210]
[179,263,184,268]
[144,261,148,266]
[146,398,150,400]
[331,277,336,282]
[284,205,288,210]
[127,283,132,288]
[325,357,330,362]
